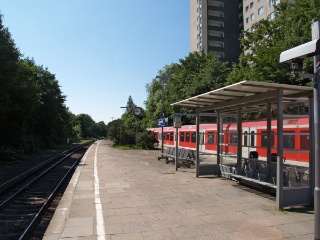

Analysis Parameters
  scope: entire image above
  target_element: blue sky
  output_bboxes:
[1,1,190,123]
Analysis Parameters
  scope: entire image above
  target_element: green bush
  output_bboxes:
[138,130,158,149]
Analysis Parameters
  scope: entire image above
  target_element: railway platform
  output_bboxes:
[43,140,314,240]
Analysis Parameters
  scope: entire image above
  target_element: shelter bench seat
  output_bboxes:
[159,148,204,168]
[228,158,310,192]
[158,147,174,161]
[229,159,278,192]
[220,158,276,192]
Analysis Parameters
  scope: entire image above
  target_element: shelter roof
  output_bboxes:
[170,80,313,113]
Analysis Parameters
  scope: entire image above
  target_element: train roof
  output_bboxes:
[148,117,309,132]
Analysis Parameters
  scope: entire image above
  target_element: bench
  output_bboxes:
[158,148,205,168]
[158,147,174,161]
[230,159,310,192]
[166,148,194,168]
[219,164,236,179]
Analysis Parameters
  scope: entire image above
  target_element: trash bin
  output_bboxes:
[249,151,259,159]
[271,153,277,162]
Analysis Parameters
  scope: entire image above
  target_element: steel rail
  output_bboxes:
[18,149,84,240]
[0,144,82,194]
[0,145,83,210]
[0,141,94,239]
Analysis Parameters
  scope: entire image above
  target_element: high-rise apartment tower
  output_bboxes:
[243,0,281,32]
[190,0,243,64]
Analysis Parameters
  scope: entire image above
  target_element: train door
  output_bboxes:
[242,127,257,158]
[199,129,205,152]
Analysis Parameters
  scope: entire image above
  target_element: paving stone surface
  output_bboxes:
[44,140,314,240]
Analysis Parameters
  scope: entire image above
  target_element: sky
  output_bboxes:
[0,1,190,124]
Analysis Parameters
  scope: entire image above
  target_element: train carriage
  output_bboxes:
[150,117,310,164]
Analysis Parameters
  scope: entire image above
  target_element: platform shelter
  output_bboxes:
[171,80,314,208]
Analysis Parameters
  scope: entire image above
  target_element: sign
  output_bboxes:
[157,118,168,127]
[173,116,182,128]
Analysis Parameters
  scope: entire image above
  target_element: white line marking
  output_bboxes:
[94,140,106,239]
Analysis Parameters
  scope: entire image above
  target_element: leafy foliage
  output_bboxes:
[227,0,320,85]
[107,96,158,149]
[0,14,107,160]
[145,51,229,126]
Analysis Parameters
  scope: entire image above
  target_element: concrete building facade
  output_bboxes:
[243,0,280,32]
[190,0,243,64]
[190,0,290,64]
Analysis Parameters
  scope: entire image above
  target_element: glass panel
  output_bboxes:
[261,131,275,147]
[170,132,173,141]
[186,132,190,142]
[207,132,214,144]
[192,132,196,143]
[230,132,238,144]
[283,131,295,149]
[244,131,248,146]
[180,132,185,142]
[250,131,255,146]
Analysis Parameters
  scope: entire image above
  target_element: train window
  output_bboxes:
[186,132,190,142]
[170,132,173,141]
[283,131,295,149]
[230,132,238,144]
[207,132,214,144]
[244,131,248,146]
[300,130,309,150]
[180,132,185,142]
[166,133,170,140]
[261,131,275,147]
[250,131,255,146]
[192,132,196,143]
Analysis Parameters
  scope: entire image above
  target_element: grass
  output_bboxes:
[113,145,139,150]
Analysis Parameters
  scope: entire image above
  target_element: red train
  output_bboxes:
[149,118,310,165]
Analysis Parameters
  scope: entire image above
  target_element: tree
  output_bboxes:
[107,95,157,149]
[0,13,106,159]
[107,119,123,145]
[145,51,230,126]
[75,114,97,139]
[227,0,320,86]
[95,121,108,138]
[0,13,22,147]
[126,95,135,112]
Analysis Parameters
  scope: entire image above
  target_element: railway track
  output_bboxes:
[0,141,93,240]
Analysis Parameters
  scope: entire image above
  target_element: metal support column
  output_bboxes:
[161,76,165,155]
[267,103,271,164]
[276,89,284,209]
[310,95,315,201]
[237,109,242,167]
[196,110,200,177]
[175,127,179,171]
[136,119,139,148]
[312,19,320,240]
[314,75,320,240]
[217,111,221,175]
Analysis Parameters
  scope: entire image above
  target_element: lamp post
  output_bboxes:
[133,107,142,149]
[155,75,171,154]
[313,20,320,240]
[280,20,320,240]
